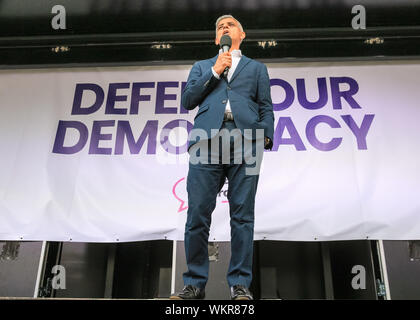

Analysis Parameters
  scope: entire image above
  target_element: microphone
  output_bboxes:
[219,34,232,78]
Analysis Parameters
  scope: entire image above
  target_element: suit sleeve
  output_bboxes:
[181,62,220,110]
[256,64,275,145]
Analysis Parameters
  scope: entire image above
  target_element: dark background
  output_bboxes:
[1,0,420,67]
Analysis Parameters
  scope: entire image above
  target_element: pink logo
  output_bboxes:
[172,178,188,213]
[172,177,229,213]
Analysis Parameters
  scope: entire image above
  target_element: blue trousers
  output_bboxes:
[183,121,260,289]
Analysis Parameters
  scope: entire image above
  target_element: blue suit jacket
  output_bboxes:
[182,54,275,150]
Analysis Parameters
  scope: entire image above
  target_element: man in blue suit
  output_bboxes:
[170,15,274,300]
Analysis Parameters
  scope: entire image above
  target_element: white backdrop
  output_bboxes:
[0,60,419,242]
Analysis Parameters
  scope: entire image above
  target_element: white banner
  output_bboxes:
[0,60,419,242]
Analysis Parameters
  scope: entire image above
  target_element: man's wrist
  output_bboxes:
[211,67,221,79]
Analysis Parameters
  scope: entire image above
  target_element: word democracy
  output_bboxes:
[52,77,374,155]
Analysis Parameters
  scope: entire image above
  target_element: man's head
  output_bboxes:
[214,15,246,50]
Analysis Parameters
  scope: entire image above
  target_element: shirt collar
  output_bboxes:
[218,48,242,57]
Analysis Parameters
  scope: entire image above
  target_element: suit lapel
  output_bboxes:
[229,55,251,83]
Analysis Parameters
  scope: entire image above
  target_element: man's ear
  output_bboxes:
[241,32,246,41]
[215,37,219,45]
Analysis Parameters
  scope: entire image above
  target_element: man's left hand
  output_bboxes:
[264,137,272,150]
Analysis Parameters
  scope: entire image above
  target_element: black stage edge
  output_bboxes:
[0,298,408,319]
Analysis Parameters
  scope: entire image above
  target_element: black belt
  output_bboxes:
[223,112,234,121]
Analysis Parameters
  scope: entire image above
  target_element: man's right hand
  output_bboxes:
[213,52,232,76]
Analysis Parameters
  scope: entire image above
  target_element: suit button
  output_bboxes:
[222,99,227,104]
[227,86,231,90]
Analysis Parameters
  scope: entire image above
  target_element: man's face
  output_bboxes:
[215,17,246,49]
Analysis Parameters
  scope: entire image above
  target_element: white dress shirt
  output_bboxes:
[211,49,242,113]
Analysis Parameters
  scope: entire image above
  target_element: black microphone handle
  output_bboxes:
[223,67,229,78]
